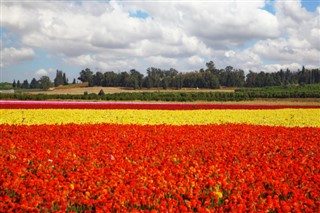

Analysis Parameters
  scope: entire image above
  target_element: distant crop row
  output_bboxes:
[1,89,320,101]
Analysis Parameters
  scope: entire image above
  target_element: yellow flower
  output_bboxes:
[1,108,319,127]
[215,191,223,199]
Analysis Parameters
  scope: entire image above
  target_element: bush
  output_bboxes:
[98,89,105,96]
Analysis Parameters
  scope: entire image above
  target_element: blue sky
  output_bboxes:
[301,0,320,11]
[1,0,319,83]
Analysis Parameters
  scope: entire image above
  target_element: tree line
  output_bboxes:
[12,61,320,90]
[78,62,320,89]
[12,70,77,90]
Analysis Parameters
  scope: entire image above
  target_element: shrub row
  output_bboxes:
[1,85,319,101]
[0,92,252,102]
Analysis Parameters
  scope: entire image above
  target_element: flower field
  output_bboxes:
[1,101,320,212]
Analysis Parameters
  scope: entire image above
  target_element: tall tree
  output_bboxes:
[103,71,118,86]
[78,68,94,86]
[146,67,163,89]
[173,73,184,89]
[39,76,52,90]
[21,80,29,89]
[54,70,64,87]
[245,71,258,87]
[17,80,21,88]
[92,72,104,86]
[30,78,39,89]
[118,72,131,87]
[129,69,144,89]
[63,73,68,85]
[12,80,16,88]
[205,61,216,73]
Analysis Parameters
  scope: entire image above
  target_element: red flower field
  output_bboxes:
[1,101,319,212]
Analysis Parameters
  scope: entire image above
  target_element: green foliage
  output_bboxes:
[30,78,39,89]
[235,84,320,98]
[6,62,319,92]
[98,89,105,96]
[54,70,68,87]
[2,84,320,101]
[78,68,94,86]
[0,82,13,90]
[39,76,52,90]
[21,80,29,89]
[0,91,247,101]
[66,203,95,212]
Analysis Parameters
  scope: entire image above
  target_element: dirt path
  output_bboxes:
[27,86,235,95]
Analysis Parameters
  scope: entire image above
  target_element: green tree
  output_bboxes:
[98,89,105,96]
[63,73,68,85]
[30,78,39,89]
[118,72,131,87]
[21,80,29,89]
[78,68,94,86]
[103,71,118,86]
[54,70,64,87]
[129,69,144,89]
[204,72,220,89]
[245,71,258,87]
[205,61,216,73]
[39,76,52,90]
[93,72,104,86]
[172,73,183,89]
[17,80,21,88]
[162,68,178,89]
[146,67,163,89]
[12,80,16,88]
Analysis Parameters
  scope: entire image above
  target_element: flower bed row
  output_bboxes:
[1,123,319,212]
[1,100,320,110]
[1,108,320,127]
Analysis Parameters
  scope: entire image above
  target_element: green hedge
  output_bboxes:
[1,84,319,101]
[0,92,252,102]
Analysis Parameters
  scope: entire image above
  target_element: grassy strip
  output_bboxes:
[1,90,320,102]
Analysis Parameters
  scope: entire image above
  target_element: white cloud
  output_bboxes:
[34,68,55,77]
[275,0,311,25]
[1,0,319,81]
[224,51,236,58]
[1,47,35,67]
[2,3,40,33]
[244,0,320,68]
[147,56,177,68]
[66,54,96,68]
[217,49,262,71]
[35,68,48,76]
[65,54,141,72]
[262,63,303,72]
[187,55,204,66]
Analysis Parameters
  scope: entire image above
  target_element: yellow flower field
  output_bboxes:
[1,108,319,127]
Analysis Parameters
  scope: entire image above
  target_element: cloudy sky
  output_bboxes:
[1,0,319,82]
